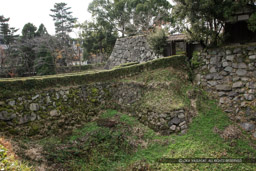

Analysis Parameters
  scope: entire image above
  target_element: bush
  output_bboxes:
[191,51,203,69]
[147,27,168,55]
[248,13,256,32]
[34,53,56,76]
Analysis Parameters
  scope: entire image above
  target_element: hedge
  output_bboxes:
[56,63,105,73]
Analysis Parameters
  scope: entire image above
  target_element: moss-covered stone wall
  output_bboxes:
[0,55,190,137]
[0,55,185,99]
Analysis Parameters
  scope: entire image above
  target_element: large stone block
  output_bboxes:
[0,111,16,121]
[248,82,256,89]
[30,103,39,111]
[232,63,238,68]
[226,55,235,61]
[219,97,231,104]
[240,123,255,131]
[249,55,256,60]
[168,117,181,126]
[208,81,217,86]
[205,74,213,80]
[226,50,232,55]
[8,101,15,106]
[224,66,233,72]
[50,110,60,117]
[210,67,217,73]
[222,61,229,67]
[238,63,247,69]
[233,48,241,53]
[232,81,244,88]
[244,94,254,101]
[253,132,256,138]
[210,57,218,64]
[216,85,232,91]
[236,69,247,76]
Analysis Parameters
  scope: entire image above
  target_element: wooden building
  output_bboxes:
[166,34,202,59]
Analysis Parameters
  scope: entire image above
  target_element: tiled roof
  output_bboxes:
[167,34,187,42]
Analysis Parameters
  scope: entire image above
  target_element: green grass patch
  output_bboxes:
[121,66,192,113]
[32,110,169,170]
[157,96,256,170]
[141,89,185,112]
[120,65,188,84]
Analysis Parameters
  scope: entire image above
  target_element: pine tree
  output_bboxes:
[50,2,77,38]
[0,15,18,45]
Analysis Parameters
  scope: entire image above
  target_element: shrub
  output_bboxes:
[190,51,203,69]
[248,13,256,32]
[34,51,56,76]
[147,27,168,56]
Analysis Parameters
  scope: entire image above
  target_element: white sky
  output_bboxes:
[0,0,173,38]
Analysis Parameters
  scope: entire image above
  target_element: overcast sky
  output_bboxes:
[0,0,173,38]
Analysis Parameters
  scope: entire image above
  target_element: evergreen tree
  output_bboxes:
[128,0,172,34]
[79,21,117,61]
[88,0,131,37]
[22,23,37,39]
[0,15,18,45]
[88,0,172,37]
[36,24,48,37]
[50,2,77,38]
[172,0,255,46]
[50,3,78,66]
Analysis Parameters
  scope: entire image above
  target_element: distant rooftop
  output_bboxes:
[0,44,8,50]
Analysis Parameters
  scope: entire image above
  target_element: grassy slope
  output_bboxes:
[14,104,256,171]
[1,65,256,170]
[120,65,191,113]
[35,110,169,170]
[159,98,256,171]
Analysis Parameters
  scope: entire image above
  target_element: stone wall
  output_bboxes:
[0,81,191,137]
[105,35,161,69]
[0,55,185,95]
[0,55,193,137]
[195,44,256,136]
